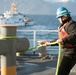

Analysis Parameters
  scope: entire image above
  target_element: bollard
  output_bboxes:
[16,37,29,56]
[16,37,29,52]
[0,24,17,75]
[38,46,47,57]
[0,24,29,75]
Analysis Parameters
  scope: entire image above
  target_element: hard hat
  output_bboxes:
[56,7,71,18]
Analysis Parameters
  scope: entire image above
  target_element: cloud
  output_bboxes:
[56,0,69,2]
[44,0,75,3]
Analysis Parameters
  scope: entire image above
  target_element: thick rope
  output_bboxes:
[19,45,43,53]
[19,42,58,53]
[55,43,62,75]
[0,36,17,39]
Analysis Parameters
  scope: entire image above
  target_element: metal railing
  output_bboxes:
[17,30,58,54]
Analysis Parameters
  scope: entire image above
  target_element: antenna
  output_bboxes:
[10,0,17,14]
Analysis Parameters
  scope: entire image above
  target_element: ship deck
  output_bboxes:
[16,54,76,75]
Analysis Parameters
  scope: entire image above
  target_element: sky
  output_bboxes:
[1,0,76,3]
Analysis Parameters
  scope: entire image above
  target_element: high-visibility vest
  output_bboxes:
[58,24,76,47]
[58,24,69,40]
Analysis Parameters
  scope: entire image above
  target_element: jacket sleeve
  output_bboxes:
[49,38,58,46]
[62,22,76,45]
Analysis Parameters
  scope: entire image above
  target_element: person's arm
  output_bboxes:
[37,39,58,46]
[49,39,58,46]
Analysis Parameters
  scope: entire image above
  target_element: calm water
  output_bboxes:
[18,15,76,30]
[18,15,59,30]
[17,15,76,54]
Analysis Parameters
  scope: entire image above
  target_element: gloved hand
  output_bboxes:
[37,40,50,46]
[37,40,46,45]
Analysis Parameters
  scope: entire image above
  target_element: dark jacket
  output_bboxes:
[62,20,76,45]
[62,20,76,57]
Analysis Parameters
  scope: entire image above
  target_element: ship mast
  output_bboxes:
[10,0,17,14]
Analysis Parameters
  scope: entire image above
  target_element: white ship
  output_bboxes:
[0,0,33,26]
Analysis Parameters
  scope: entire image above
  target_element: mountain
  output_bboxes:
[45,1,76,15]
[48,2,76,15]
[0,0,76,15]
[0,0,51,15]
[18,0,51,15]
[0,0,12,14]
